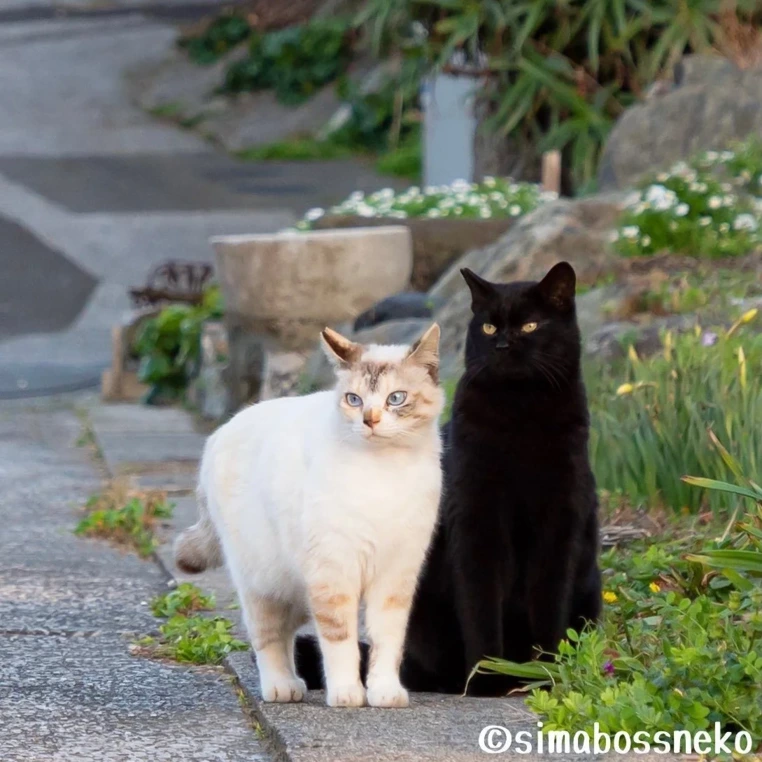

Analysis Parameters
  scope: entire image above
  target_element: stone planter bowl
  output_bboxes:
[313,215,513,291]
[211,226,413,351]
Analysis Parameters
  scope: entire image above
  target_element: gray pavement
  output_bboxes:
[0,9,395,399]
[0,402,269,761]
[86,401,550,762]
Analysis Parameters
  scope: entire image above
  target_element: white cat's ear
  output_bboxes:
[406,323,440,383]
[321,327,362,368]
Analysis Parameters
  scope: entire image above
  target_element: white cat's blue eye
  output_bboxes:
[386,391,407,406]
[345,393,363,407]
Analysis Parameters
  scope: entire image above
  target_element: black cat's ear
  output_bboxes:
[538,262,576,311]
[461,268,497,313]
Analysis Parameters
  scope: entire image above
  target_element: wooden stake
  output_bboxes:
[541,150,562,195]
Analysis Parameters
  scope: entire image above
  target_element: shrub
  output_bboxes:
[133,286,223,404]
[178,12,252,65]
[297,176,552,229]
[474,454,762,746]
[588,311,762,514]
[358,0,762,191]
[223,19,352,105]
[614,139,762,258]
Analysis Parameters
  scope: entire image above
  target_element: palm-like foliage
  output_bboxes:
[357,0,762,190]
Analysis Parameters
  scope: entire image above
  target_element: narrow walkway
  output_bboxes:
[0,401,269,761]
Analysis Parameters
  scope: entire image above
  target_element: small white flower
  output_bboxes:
[451,179,471,193]
[479,207,492,218]
[641,235,652,246]
[483,176,496,188]
[704,150,719,162]
[720,222,730,233]
[690,182,708,193]
[349,191,364,202]
[426,208,441,218]
[720,151,735,161]
[622,225,640,239]
[509,204,522,216]
[708,196,722,209]
[675,203,689,217]
[699,216,712,226]
[733,213,758,232]
[669,221,678,231]
[656,172,669,182]
[305,207,325,221]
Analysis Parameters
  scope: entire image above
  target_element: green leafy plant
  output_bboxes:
[614,139,762,258]
[223,19,352,105]
[357,0,762,191]
[236,137,357,161]
[472,443,762,745]
[133,286,223,404]
[135,615,248,665]
[75,483,173,557]
[151,583,216,618]
[588,310,762,514]
[178,12,252,65]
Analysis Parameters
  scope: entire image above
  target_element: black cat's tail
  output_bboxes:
[294,635,450,693]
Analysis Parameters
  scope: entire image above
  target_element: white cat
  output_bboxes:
[174,324,444,708]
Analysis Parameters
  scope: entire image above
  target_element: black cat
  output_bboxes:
[296,262,602,696]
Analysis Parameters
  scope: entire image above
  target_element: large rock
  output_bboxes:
[432,193,628,377]
[599,55,762,189]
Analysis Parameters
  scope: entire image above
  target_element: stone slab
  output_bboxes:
[95,431,205,473]
[88,403,199,435]
[1,404,270,761]
[0,633,269,762]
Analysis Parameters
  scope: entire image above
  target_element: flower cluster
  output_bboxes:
[613,140,762,258]
[296,177,554,229]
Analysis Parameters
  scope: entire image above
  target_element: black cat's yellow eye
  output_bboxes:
[521,322,538,333]
[482,323,497,336]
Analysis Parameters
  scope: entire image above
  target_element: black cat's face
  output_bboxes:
[461,262,581,383]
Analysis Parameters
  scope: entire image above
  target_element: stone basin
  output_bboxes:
[211,226,413,351]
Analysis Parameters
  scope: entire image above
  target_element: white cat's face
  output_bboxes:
[321,325,444,445]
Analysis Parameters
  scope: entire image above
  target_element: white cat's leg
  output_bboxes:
[243,591,308,703]
[364,569,420,708]
[308,580,365,707]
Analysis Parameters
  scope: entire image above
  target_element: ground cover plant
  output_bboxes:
[133,583,247,665]
[75,482,173,558]
[296,176,553,228]
[614,138,762,258]
[473,449,762,751]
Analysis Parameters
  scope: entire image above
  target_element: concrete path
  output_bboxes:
[86,401,542,762]
[0,7,395,400]
[0,399,269,761]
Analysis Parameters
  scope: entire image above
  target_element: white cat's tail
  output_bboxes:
[174,484,223,574]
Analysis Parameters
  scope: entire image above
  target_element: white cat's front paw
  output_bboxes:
[260,676,307,703]
[367,678,409,708]
[326,682,366,707]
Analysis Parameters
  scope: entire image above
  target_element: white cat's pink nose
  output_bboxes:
[363,407,382,428]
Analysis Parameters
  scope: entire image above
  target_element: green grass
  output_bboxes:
[75,483,173,557]
[587,312,762,515]
[236,137,358,162]
[134,615,248,665]
[375,138,422,182]
[151,583,215,618]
